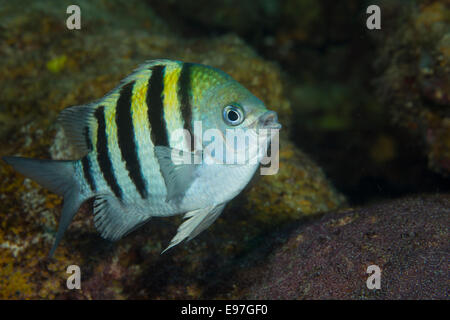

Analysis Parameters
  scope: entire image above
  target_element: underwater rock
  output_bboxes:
[245,194,449,299]
[149,0,367,81]
[288,77,450,204]
[242,138,345,225]
[375,1,450,176]
[0,0,343,299]
[284,0,450,204]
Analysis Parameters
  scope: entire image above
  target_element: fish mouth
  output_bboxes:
[258,110,282,130]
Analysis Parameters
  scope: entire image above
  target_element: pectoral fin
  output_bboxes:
[154,146,201,203]
[162,203,227,253]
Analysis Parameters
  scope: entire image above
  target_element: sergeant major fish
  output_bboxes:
[3,59,281,257]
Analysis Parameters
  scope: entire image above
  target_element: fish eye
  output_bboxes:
[223,105,244,126]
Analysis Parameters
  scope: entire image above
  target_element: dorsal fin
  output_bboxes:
[58,104,97,155]
[115,59,180,88]
[57,60,181,155]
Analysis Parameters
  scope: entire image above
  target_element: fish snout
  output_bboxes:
[259,111,281,130]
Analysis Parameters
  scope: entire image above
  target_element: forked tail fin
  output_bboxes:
[3,156,85,257]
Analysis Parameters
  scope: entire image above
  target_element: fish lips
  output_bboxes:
[258,110,282,130]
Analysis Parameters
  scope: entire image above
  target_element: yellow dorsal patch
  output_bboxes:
[131,72,151,136]
[103,93,119,146]
[189,65,229,113]
[162,63,185,150]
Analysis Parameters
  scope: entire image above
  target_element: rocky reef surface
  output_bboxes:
[375,1,450,176]
[245,194,449,299]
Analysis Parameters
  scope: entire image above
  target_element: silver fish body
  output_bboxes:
[3,59,281,255]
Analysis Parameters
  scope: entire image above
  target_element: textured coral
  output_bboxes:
[281,0,450,204]
[245,194,449,299]
[375,1,450,175]
[0,0,343,299]
[244,138,345,225]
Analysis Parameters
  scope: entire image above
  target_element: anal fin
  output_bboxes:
[162,203,227,253]
[93,194,150,241]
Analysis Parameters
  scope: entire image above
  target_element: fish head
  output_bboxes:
[195,74,281,164]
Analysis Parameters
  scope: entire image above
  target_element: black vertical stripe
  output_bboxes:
[116,81,148,199]
[94,106,123,200]
[81,155,96,192]
[146,65,169,147]
[83,126,93,151]
[178,62,194,151]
